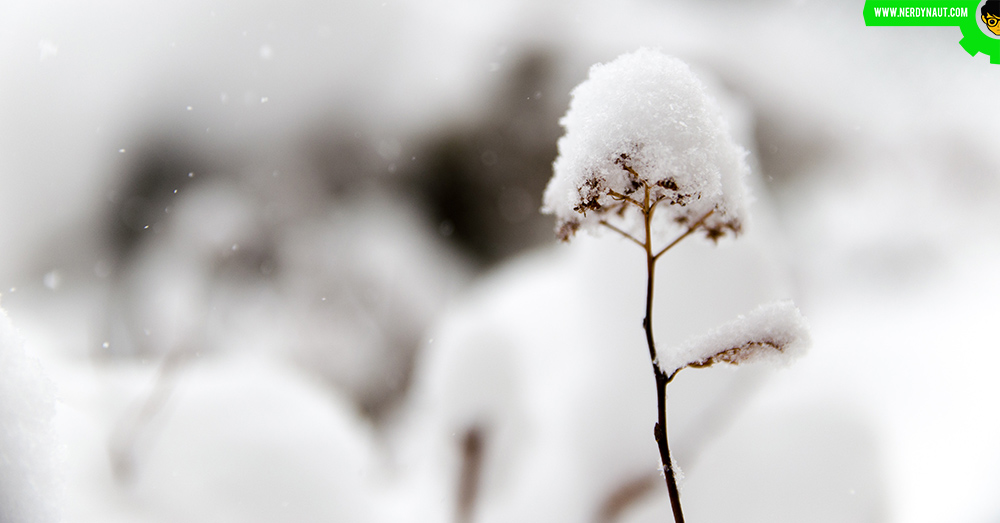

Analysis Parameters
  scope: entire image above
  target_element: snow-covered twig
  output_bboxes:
[660,300,811,379]
[541,48,809,523]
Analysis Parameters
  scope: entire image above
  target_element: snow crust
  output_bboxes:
[658,300,810,378]
[543,48,750,244]
[0,302,58,523]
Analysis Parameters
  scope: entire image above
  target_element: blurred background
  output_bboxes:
[2,0,1000,522]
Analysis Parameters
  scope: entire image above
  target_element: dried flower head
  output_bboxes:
[542,48,750,244]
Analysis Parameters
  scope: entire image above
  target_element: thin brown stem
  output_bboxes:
[637,183,685,523]
[648,194,667,215]
[607,190,643,210]
[641,185,658,364]
[653,209,715,261]
[605,180,705,522]
[600,220,644,248]
[621,163,642,181]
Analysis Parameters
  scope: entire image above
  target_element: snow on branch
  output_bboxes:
[658,300,811,378]
[541,48,750,245]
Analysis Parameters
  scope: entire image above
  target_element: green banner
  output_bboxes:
[864,1,976,25]
[864,0,1000,63]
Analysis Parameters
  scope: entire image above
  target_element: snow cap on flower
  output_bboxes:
[542,48,750,243]
[658,300,811,378]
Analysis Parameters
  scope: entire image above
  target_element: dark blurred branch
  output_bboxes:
[456,426,486,523]
[595,472,659,523]
[108,349,190,484]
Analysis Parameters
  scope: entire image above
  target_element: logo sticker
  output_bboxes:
[864,1,1000,63]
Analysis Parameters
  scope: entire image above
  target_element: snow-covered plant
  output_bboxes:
[542,48,809,522]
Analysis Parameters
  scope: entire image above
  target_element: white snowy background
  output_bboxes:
[2,1,999,522]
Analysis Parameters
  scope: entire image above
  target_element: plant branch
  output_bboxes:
[621,163,642,181]
[607,184,711,523]
[653,209,715,261]
[109,349,189,483]
[648,194,667,215]
[607,190,643,210]
[599,220,644,248]
[639,184,685,523]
